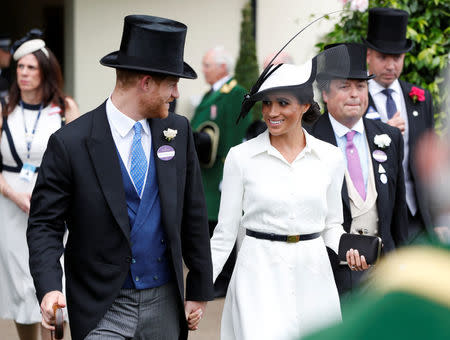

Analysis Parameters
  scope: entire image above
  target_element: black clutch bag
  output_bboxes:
[338,233,382,265]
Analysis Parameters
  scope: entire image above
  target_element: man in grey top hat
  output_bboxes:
[27,15,213,340]
[0,33,12,99]
[363,7,435,241]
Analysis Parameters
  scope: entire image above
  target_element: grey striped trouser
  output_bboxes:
[84,282,181,340]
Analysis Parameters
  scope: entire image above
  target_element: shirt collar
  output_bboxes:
[329,113,365,138]
[369,78,401,96]
[212,75,232,92]
[249,128,319,159]
[106,97,150,138]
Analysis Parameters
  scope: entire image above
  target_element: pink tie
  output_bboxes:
[346,131,366,201]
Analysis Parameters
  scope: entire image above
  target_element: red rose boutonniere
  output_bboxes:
[409,86,425,103]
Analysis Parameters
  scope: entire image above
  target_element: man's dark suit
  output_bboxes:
[367,80,434,232]
[310,113,408,294]
[27,102,214,340]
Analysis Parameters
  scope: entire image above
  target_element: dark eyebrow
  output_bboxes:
[276,96,291,102]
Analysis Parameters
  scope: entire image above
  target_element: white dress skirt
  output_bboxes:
[211,130,346,340]
[0,102,64,323]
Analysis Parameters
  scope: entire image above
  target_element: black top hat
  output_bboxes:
[317,43,375,81]
[363,7,413,54]
[100,15,197,79]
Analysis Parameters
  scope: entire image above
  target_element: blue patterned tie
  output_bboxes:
[130,122,147,196]
[381,88,397,119]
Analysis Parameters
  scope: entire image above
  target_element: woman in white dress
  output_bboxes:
[0,35,79,340]
[210,54,368,340]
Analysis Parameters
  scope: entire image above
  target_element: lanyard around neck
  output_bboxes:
[20,100,43,160]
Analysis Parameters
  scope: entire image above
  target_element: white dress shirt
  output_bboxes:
[212,75,232,92]
[369,79,416,215]
[329,115,369,192]
[106,97,151,197]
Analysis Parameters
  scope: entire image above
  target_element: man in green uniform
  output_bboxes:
[191,46,252,297]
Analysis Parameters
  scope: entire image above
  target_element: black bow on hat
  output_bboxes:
[363,7,413,54]
[100,15,197,79]
[10,29,44,55]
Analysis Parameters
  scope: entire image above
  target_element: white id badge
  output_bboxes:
[19,163,37,182]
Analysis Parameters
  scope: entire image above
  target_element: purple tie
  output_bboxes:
[346,131,366,201]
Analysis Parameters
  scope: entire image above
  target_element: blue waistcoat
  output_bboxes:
[118,147,172,289]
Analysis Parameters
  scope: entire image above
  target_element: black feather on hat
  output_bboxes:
[236,10,350,123]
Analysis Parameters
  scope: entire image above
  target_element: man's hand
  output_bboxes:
[387,112,405,134]
[185,301,207,331]
[40,291,66,330]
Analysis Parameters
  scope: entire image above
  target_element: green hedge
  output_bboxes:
[235,1,260,121]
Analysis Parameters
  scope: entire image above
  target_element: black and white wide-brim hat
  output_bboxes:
[250,60,316,101]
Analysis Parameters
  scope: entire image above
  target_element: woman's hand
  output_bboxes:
[346,248,370,271]
[0,174,31,214]
[185,301,206,331]
[11,190,31,214]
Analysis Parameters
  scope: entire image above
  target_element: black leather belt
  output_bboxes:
[246,229,321,243]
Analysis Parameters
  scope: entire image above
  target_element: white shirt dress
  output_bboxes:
[211,129,346,340]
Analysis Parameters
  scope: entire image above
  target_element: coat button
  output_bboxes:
[161,239,165,244]
[131,258,136,264]
[153,275,159,281]
[157,257,162,263]
[135,276,140,282]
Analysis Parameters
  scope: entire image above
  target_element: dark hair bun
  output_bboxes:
[302,101,321,124]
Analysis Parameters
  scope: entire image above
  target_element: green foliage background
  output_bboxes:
[234,1,260,121]
[316,0,449,128]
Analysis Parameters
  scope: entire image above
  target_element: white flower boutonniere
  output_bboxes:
[163,128,177,141]
[374,134,391,149]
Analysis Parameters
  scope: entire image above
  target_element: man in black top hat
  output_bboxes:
[27,15,213,340]
[0,33,12,99]
[363,7,435,241]
[310,43,408,297]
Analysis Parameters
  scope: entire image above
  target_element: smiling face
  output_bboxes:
[367,48,405,88]
[142,75,180,119]
[16,53,42,93]
[322,78,368,129]
[261,92,310,137]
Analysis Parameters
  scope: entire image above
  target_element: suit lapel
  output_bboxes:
[86,102,131,243]
[368,92,378,112]
[149,117,177,233]
[313,113,350,213]
[364,119,389,231]
[399,80,418,167]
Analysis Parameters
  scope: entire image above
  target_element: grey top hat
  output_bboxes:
[316,43,375,81]
[363,7,413,54]
[100,15,197,79]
